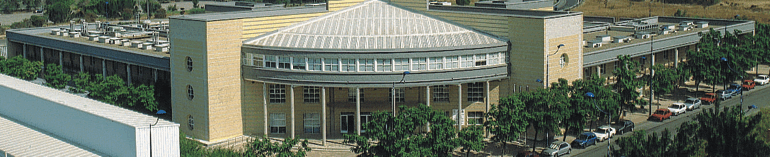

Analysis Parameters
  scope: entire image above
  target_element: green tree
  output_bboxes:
[130,84,159,112]
[485,94,529,155]
[2,56,42,80]
[458,125,485,157]
[563,74,607,141]
[70,72,91,93]
[44,64,71,89]
[613,55,646,112]
[244,135,311,157]
[520,87,568,152]
[22,0,39,11]
[650,64,677,105]
[192,0,199,8]
[29,15,46,27]
[2,0,20,13]
[45,0,72,23]
[140,0,160,18]
[344,104,460,157]
[89,74,130,106]
[154,8,166,18]
[166,4,177,11]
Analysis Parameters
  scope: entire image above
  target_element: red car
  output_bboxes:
[700,93,717,105]
[648,109,672,121]
[743,80,756,90]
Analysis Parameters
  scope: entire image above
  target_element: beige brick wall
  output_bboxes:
[170,18,211,140]
[205,19,245,142]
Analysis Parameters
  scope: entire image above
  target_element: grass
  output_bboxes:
[572,0,770,24]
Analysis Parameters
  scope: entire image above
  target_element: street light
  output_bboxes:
[641,56,652,115]
[721,57,745,110]
[545,44,566,89]
[585,92,611,157]
[393,71,409,117]
[150,110,166,157]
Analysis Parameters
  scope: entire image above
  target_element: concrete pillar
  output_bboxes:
[263,82,268,136]
[457,84,462,131]
[485,80,490,137]
[321,87,327,146]
[126,64,132,86]
[356,87,361,135]
[153,69,158,83]
[426,86,431,132]
[675,48,679,68]
[596,65,601,77]
[290,85,295,138]
[102,59,106,78]
[40,47,44,63]
[22,44,26,58]
[58,50,62,66]
[79,55,84,73]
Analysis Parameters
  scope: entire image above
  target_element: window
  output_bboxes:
[475,54,487,66]
[488,53,500,65]
[265,55,277,68]
[304,113,321,133]
[188,115,194,130]
[559,54,567,68]
[243,53,252,66]
[187,85,194,100]
[186,57,193,72]
[252,54,264,67]
[278,57,291,69]
[461,55,474,68]
[600,64,607,74]
[451,109,465,125]
[359,59,374,72]
[269,84,286,103]
[341,59,356,72]
[614,61,620,71]
[270,113,286,134]
[430,57,444,70]
[446,56,459,69]
[664,51,670,59]
[293,57,306,70]
[376,59,392,72]
[412,58,427,71]
[348,88,364,102]
[467,112,484,125]
[639,57,646,66]
[432,85,449,102]
[303,86,320,103]
[394,58,409,71]
[389,88,405,103]
[324,58,338,71]
[467,82,484,102]
[308,58,322,71]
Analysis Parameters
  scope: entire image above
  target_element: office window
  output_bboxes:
[446,56,459,69]
[412,58,427,71]
[461,55,474,68]
[389,88,405,103]
[278,57,291,69]
[342,59,356,72]
[308,58,322,71]
[451,109,465,125]
[560,55,566,68]
[303,86,320,103]
[265,55,277,68]
[430,57,444,70]
[467,82,484,102]
[359,59,374,72]
[394,58,409,71]
[269,84,286,103]
[293,57,306,70]
[187,85,194,100]
[348,88,364,102]
[270,113,286,134]
[304,113,321,133]
[376,59,392,72]
[252,54,264,67]
[432,85,449,102]
[324,58,339,71]
[243,53,253,66]
[488,53,500,65]
[600,64,607,74]
[186,57,193,72]
[467,112,484,125]
[188,115,194,130]
[475,54,487,66]
[664,52,670,59]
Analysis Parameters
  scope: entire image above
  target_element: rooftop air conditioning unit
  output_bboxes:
[696,21,709,28]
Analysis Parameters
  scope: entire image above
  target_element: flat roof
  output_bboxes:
[0,114,104,156]
[427,4,581,19]
[9,26,170,58]
[169,5,327,22]
[582,22,722,52]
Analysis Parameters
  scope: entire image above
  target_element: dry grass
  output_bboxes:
[573,0,770,24]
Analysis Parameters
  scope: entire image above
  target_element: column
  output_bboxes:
[596,65,601,77]
[40,47,44,63]
[79,55,84,73]
[126,64,132,86]
[290,85,296,138]
[153,69,158,83]
[485,80,490,137]
[321,87,327,146]
[102,59,106,78]
[263,82,268,136]
[22,44,26,58]
[457,84,462,131]
[356,87,361,135]
[675,48,679,68]
[426,86,431,132]
[58,50,63,66]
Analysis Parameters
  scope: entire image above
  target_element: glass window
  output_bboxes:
[475,54,487,66]
[308,58,322,71]
[342,59,356,72]
[270,113,286,134]
[412,58,426,71]
[265,55,277,68]
[253,54,264,67]
[324,58,339,71]
[293,57,306,70]
[488,53,500,65]
[243,53,252,66]
[389,88,405,103]
[600,64,606,74]
[304,113,321,133]
[467,82,484,102]
[461,55,474,68]
[359,59,374,72]
[188,115,194,130]
[348,88,364,102]
[446,56,459,69]
[467,112,484,125]
[187,85,194,100]
[430,57,444,70]
[376,59,392,72]
[186,57,193,72]
[269,84,286,103]
[303,86,320,103]
[278,57,291,69]
[432,85,449,102]
[394,58,409,71]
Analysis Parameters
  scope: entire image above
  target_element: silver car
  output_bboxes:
[542,141,571,157]
[684,98,701,110]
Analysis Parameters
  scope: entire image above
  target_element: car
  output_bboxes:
[33,9,43,13]
[542,141,571,157]
[598,125,616,138]
[571,132,597,148]
[683,98,702,110]
[700,93,717,105]
[727,84,743,96]
[648,108,672,121]
[743,80,756,90]
[617,120,635,135]
[716,90,732,100]
[754,75,769,85]
[517,150,540,157]
[593,128,610,142]
[668,103,687,116]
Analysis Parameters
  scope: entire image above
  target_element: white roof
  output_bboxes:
[244,0,505,50]
[0,115,103,156]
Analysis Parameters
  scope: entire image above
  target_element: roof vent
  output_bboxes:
[634,32,651,39]
[70,32,81,38]
[131,41,143,48]
[596,35,611,42]
[613,36,631,43]
[587,40,603,48]
[51,29,60,35]
[678,25,691,31]
[696,21,709,28]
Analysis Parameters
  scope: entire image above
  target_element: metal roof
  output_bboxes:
[0,115,104,156]
[244,0,506,50]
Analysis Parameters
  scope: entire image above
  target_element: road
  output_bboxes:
[572,84,770,157]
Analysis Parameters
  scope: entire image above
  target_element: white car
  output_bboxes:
[683,98,701,110]
[755,75,769,85]
[668,103,687,116]
[598,125,616,138]
[593,126,615,141]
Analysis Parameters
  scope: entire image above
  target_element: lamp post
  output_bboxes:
[641,56,652,115]
[393,71,410,117]
[585,92,611,157]
[545,44,565,89]
[149,110,166,157]
[721,57,745,110]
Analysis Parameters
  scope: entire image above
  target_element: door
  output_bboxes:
[341,113,354,133]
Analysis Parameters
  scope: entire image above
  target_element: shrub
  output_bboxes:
[44,64,71,89]
[155,8,167,18]
[167,4,178,11]
[122,8,134,20]
[84,10,98,22]
[10,19,32,29]
[70,72,91,93]
[188,8,205,14]
[30,15,47,27]
[2,56,42,80]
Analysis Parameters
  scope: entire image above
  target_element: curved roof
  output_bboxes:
[244,0,506,50]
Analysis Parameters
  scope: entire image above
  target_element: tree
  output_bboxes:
[650,64,677,105]
[130,84,159,112]
[140,0,160,18]
[166,4,177,11]
[613,55,646,112]
[154,8,166,18]
[563,75,606,141]
[70,72,91,93]
[458,125,485,157]
[344,104,460,157]
[88,74,130,106]
[21,0,39,11]
[244,135,311,157]
[485,94,529,155]
[29,15,46,27]
[520,87,567,152]
[192,0,199,8]
[44,64,71,89]
[45,0,72,23]
[1,56,42,80]
[2,0,20,13]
